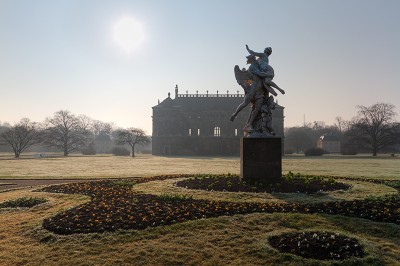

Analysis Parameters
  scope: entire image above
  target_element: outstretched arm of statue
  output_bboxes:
[246,44,265,57]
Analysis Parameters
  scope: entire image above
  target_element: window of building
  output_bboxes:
[197,129,200,136]
[235,128,238,136]
[214,127,221,137]
[188,129,192,136]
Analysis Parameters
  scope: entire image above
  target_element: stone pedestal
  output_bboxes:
[240,137,282,184]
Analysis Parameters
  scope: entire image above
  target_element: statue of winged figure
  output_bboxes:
[246,45,285,96]
[230,45,285,136]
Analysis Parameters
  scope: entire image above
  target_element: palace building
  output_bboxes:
[152,85,284,156]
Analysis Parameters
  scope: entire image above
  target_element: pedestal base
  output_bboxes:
[240,137,282,184]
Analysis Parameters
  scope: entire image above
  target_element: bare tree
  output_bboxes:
[335,116,352,133]
[347,103,398,156]
[91,120,115,154]
[312,121,326,131]
[0,121,11,129]
[43,110,92,156]
[335,116,344,132]
[79,115,93,131]
[114,128,150,157]
[91,120,114,137]
[0,118,42,158]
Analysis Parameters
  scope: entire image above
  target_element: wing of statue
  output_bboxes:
[234,65,253,93]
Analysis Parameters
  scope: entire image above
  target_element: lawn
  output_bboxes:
[0,153,399,179]
[0,154,399,265]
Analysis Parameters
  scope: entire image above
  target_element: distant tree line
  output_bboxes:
[0,110,150,158]
[1,103,398,158]
[284,103,400,156]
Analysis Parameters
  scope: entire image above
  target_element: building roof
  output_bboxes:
[154,91,284,111]
[157,96,174,107]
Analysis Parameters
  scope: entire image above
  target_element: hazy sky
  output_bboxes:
[1,0,399,134]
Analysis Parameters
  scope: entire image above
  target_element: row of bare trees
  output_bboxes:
[1,103,398,158]
[0,110,150,158]
[285,103,399,156]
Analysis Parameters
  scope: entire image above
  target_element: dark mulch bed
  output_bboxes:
[37,175,400,235]
[176,173,350,193]
[269,231,365,260]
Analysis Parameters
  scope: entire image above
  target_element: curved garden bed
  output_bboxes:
[269,231,365,260]
[176,173,350,193]
[37,175,400,235]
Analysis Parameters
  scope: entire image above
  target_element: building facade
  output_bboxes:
[317,134,341,153]
[152,86,284,156]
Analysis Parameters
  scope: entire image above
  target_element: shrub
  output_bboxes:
[158,193,193,202]
[81,142,96,155]
[304,147,326,156]
[0,197,47,208]
[341,147,358,155]
[111,146,130,156]
[284,149,294,155]
[111,179,137,188]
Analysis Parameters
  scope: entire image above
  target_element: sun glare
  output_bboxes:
[113,17,145,54]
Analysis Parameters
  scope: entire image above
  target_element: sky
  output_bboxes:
[0,0,399,134]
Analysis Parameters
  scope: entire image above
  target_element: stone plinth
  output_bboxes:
[240,137,282,184]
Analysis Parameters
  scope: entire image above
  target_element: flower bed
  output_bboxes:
[38,176,400,235]
[269,231,365,260]
[176,173,350,193]
[40,180,290,234]
[0,197,47,208]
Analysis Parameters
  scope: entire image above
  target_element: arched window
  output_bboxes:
[188,129,192,136]
[234,128,238,136]
[197,129,200,136]
[214,127,221,137]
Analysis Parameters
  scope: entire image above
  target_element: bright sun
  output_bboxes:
[113,17,145,53]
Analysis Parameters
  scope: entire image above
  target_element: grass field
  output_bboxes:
[0,153,399,265]
[0,153,399,179]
